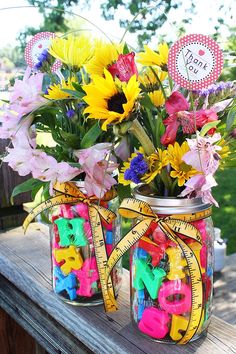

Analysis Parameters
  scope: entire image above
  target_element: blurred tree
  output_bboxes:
[101,0,195,46]
[19,0,234,49]
[17,0,81,50]
[0,46,23,68]
[220,27,236,81]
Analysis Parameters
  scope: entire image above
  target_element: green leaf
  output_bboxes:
[62,89,85,99]
[139,94,154,109]
[221,159,236,168]
[69,162,81,168]
[117,183,131,203]
[199,120,220,137]
[155,116,165,147]
[123,42,130,54]
[60,130,80,148]
[72,82,85,93]
[11,179,44,205]
[226,105,236,131]
[81,122,102,148]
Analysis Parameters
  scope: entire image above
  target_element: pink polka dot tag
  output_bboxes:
[168,34,224,90]
[25,32,61,72]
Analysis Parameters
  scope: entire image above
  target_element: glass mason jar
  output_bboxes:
[50,183,122,306]
[130,185,214,343]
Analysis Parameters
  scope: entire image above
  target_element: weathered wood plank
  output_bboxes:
[0,224,236,354]
[0,307,36,354]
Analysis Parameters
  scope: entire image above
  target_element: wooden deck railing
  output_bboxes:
[0,223,236,354]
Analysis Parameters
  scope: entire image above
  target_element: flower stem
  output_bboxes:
[170,178,178,196]
[149,67,167,101]
[128,118,156,156]
[160,168,172,194]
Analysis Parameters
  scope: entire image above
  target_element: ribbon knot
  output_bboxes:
[82,198,92,205]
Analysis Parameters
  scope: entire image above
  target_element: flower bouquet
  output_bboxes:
[0,28,236,343]
[0,33,127,306]
[107,38,236,343]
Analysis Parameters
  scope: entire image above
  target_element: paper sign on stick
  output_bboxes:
[25,32,61,72]
[168,34,224,89]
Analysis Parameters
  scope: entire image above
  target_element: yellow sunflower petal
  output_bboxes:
[86,41,123,77]
[44,77,77,100]
[148,90,165,107]
[83,71,139,130]
[49,34,93,69]
[167,141,199,186]
[137,43,169,69]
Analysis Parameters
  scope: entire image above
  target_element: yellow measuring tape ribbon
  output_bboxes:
[105,198,212,344]
[23,181,118,312]
[23,184,211,343]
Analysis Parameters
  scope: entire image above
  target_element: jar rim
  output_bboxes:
[132,185,212,214]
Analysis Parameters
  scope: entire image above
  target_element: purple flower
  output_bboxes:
[34,49,50,71]
[193,81,235,97]
[124,153,148,184]
[66,109,75,119]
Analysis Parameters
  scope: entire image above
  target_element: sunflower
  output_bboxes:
[167,142,199,186]
[49,34,94,69]
[83,69,140,130]
[44,77,77,100]
[137,43,169,71]
[86,40,124,77]
[142,149,169,184]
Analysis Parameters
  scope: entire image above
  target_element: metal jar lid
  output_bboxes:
[132,185,212,215]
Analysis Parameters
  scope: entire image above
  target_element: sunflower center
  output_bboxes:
[108,93,127,113]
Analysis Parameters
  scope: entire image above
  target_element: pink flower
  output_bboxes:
[179,174,219,207]
[108,52,138,82]
[9,70,46,116]
[182,133,221,175]
[165,91,189,114]
[30,151,80,193]
[179,133,222,207]
[3,145,34,176]
[74,143,118,197]
[195,109,218,135]
[161,92,218,145]
[0,108,21,140]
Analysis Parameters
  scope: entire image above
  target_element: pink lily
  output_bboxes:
[108,52,138,82]
[30,151,80,193]
[182,133,221,175]
[179,133,222,207]
[74,143,118,198]
[9,70,47,117]
[161,92,218,145]
[179,174,219,207]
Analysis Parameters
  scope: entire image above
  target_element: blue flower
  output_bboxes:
[34,49,50,70]
[193,81,235,97]
[66,109,75,119]
[124,153,148,184]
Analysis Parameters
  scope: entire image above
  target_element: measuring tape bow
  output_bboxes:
[104,198,212,344]
[23,185,212,342]
[23,181,118,312]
